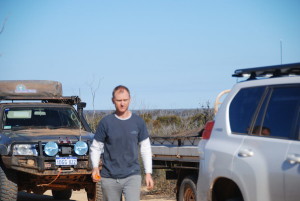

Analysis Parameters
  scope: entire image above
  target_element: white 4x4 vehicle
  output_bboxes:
[197,63,300,201]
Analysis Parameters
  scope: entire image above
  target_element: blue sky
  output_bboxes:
[1,0,299,110]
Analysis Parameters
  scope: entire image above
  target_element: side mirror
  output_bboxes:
[77,102,86,109]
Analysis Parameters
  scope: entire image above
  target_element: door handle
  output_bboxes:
[238,149,254,157]
[287,154,300,164]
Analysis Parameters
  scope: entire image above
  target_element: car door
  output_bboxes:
[284,134,300,201]
[228,86,271,201]
[235,135,288,201]
[234,85,300,201]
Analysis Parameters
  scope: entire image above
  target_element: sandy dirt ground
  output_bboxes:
[17,189,176,201]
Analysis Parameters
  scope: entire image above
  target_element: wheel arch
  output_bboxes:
[211,177,244,201]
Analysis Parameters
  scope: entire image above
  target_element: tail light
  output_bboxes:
[202,121,215,140]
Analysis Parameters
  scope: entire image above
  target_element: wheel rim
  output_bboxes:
[184,185,196,201]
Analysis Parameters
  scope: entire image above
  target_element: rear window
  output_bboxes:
[230,84,300,140]
[229,87,265,134]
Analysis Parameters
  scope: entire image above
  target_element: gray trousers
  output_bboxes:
[101,175,142,201]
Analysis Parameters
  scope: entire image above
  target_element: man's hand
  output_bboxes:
[91,167,101,183]
[145,173,154,190]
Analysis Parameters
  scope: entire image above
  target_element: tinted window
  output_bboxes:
[230,87,265,134]
[253,85,300,140]
[2,107,84,131]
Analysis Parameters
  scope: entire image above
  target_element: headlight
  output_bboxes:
[74,141,88,155]
[13,144,38,156]
[44,141,59,156]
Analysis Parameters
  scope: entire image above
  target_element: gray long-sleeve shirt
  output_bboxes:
[90,113,152,178]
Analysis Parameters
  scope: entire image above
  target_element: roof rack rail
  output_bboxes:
[232,62,300,80]
[0,96,81,105]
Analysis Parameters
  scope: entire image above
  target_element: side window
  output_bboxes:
[253,86,300,140]
[229,87,265,134]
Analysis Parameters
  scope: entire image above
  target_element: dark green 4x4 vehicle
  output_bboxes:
[0,80,101,201]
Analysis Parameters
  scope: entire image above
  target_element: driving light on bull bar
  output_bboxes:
[13,144,38,156]
[44,141,59,156]
[74,141,88,155]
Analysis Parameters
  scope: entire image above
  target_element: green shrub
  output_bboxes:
[139,112,153,124]
[189,113,205,127]
[155,115,181,126]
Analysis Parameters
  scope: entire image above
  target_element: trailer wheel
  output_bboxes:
[178,176,197,201]
[86,181,102,201]
[0,165,18,201]
[52,189,72,200]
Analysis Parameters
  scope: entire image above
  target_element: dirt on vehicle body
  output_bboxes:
[0,80,101,201]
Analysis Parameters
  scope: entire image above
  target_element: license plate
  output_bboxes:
[55,157,77,166]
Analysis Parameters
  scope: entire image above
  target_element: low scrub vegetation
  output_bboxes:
[85,105,213,136]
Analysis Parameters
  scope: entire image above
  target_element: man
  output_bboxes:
[90,85,154,201]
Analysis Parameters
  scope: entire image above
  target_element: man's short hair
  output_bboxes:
[112,85,130,98]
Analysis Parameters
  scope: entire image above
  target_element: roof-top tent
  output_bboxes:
[232,62,300,80]
[0,80,81,105]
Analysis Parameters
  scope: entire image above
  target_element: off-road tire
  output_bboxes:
[0,165,18,201]
[52,189,72,200]
[86,181,102,201]
[178,175,197,201]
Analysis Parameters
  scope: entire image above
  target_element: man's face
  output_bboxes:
[112,90,130,113]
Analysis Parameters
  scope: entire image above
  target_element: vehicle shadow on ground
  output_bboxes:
[17,192,76,201]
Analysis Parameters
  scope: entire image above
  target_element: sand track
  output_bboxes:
[17,189,175,201]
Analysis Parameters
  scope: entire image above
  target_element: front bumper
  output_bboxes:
[1,154,92,176]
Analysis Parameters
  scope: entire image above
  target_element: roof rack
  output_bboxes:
[232,62,300,80]
[0,96,81,105]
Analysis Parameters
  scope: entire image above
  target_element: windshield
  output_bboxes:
[2,107,84,131]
